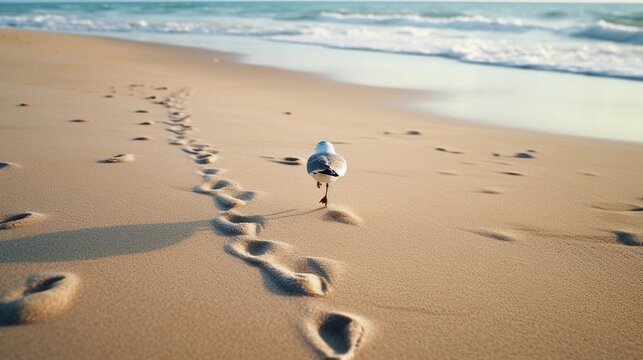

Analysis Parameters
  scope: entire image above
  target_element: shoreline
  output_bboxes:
[8,28,643,145]
[1,28,642,359]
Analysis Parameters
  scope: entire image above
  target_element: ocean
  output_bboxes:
[1,1,642,142]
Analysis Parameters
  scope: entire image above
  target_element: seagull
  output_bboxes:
[307,141,347,207]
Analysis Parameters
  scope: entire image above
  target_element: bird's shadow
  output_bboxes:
[0,220,211,263]
[262,207,324,220]
[0,206,323,264]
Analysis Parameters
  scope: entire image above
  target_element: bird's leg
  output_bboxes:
[317,181,322,189]
[319,183,329,207]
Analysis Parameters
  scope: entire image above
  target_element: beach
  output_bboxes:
[1,28,642,359]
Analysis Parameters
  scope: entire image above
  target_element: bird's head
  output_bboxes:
[314,141,336,154]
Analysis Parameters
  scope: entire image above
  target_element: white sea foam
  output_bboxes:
[319,12,545,33]
[571,20,643,45]
[0,2,642,81]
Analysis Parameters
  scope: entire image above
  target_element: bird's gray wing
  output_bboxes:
[307,153,347,177]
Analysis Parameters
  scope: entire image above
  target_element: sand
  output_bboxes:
[0,29,642,359]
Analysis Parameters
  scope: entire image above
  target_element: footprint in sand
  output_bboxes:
[514,152,535,159]
[213,211,265,237]
[591,203,643,212]
[264,156,304,166]
[0,272,79,324]
[471,230,515,242]
[436,170,461,176]
[0,162,21,171]
[69,119,93,124]
[479,187,504,195]
[613,231,642,246]
[303,311,367,360]
[500,171,525,177]
[278,157,303,165]
[435,147,464,155]
[226,239,339,296]
[200,168,227,176]
[212,193,248,211]
[169,138,187,145]
[383,130,422,136]
[226,238,294,266]
[492,150,536,159]
[194,152,219,165]
[195,178,258,210]
[132,136,154,141]
[167,117,188,124]
[166,125,194,136]
[323,207,362,226]
[261,259,335,297]
[183,145,218,155]
[100,154,134,163]
[0,212,46,230]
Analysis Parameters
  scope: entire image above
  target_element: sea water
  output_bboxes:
[1,1,642,142]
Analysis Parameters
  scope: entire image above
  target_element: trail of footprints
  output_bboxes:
[147,87,368,358]
[1,85,367,359]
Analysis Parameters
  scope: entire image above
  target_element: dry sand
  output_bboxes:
[0,29,642,359]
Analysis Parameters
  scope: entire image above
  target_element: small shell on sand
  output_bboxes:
[69,119,93,123]
[132,136,153,141]
[101,154,134,163]
[0,272,79,324]
[0,212,46,230]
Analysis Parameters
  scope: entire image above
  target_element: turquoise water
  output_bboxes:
[1,2,642,142]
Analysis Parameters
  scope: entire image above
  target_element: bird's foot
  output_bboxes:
[317,181,322,189]
[319,195,328,207]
